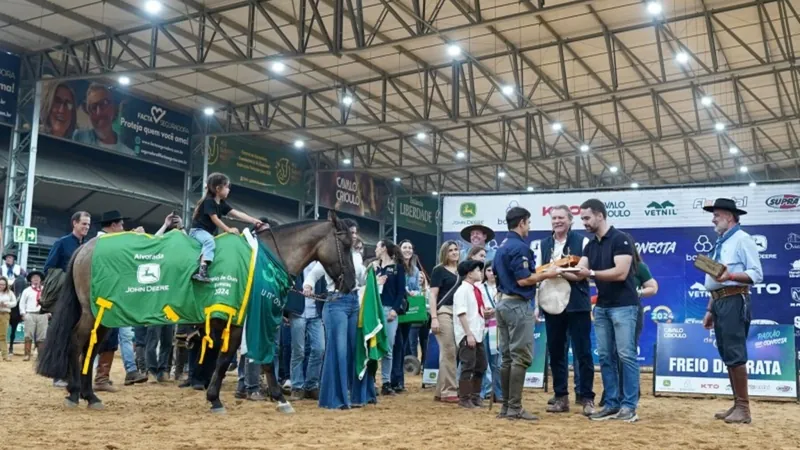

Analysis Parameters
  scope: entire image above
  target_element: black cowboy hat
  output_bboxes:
[2,252,16,260]
[702,198,748,216]
[460,224,495,243]
[26,270,44,282]
[458,259,485,277]
[99,210,130,224]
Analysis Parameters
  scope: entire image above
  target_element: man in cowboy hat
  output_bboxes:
[1,251,25,285]
[18,269,46,361]
[460,224,497,261]
[701,198,762,425]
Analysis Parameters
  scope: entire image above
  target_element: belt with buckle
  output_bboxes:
[498,293,526,302]
[710,285,750,300]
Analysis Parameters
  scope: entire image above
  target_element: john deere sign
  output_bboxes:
[396,196,439,235]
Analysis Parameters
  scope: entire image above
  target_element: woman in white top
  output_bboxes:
[0,276,18,361]
[480,262,502,402]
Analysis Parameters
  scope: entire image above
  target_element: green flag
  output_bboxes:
[356,266,390,380]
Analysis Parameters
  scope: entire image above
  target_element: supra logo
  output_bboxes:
[137,263,161,285]
[777,385,793,393]
[460,202,476,218]
[765,194,800,210]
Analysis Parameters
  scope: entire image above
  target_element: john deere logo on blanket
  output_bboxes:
[137,263,161,284]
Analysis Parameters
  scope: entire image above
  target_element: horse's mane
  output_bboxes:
[271,217,352,247]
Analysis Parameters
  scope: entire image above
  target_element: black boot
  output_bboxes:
[174,345,189,381]
[192,262,211,283]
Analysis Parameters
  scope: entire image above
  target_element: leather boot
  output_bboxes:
[174,345,189,381]
[714,367,736,420]
[135,345,147,374]
[23,339,31,361]
[470,377,484,408]
[497,365,511,418]
[458,380,476,409]
[94,351,120,392]
[507,365,538,421]
[724,365,752,424]
[35,342,44,361]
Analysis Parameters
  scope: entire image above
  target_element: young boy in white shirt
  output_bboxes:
[453,259,494,409]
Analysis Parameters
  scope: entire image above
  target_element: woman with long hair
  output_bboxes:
[0,276,18,361]
[40,82,77,138]
[430,240,460,402]
[481,262,502,401]
[371,239,406,396]
[392,239,422,392]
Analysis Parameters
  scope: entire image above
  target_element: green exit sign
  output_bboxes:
[13,226,37,244]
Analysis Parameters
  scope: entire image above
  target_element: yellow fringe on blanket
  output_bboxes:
[82,298,113,375]
[198,304,238,365]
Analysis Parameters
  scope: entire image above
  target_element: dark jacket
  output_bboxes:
[284,269,327,318]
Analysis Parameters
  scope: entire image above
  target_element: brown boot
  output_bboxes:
[22,339,31,361]
[724,365,752,424]
[546,395,570,413]
[470,377,484,408]
[458,380,476,409]
[714,367,736,420]
[94,351,120,392]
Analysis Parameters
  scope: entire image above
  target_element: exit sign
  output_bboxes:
[13,226,37,244]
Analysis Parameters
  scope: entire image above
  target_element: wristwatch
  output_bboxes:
[589,269,596,278]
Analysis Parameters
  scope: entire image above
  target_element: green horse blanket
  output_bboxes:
[86,230,292,373]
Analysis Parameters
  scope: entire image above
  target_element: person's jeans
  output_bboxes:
[594,305,639,411]
[118,326,137,373]
[380,306,399,387]
[390,322,410,388]
[279,322,292,383]
[237,354,262,393]
[545,311,595,400]
[146,324,175,376]
[319,292,359,409]
[290,315,325,391]
[134,326,147,347]
[189,228,216,262]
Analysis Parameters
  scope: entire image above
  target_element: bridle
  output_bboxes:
[254,221,350,301]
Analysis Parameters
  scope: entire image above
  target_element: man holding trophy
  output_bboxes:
[697,198,763,425]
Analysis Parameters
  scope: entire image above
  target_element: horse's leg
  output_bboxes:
[206,321,240,414]
[65,307,95,407]
[264,359,295,414]
[81,326,108,410]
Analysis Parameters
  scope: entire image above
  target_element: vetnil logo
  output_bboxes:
[644,201,677,216]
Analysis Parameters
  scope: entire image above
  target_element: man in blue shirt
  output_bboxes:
[493,207,559,421]
[701,198,762,425]
[42,210,90,388]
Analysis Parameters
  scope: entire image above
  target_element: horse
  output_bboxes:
[37,214,356,414]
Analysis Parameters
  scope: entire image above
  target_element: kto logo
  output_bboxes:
[542,205,580,216]
[752,283,781,295]
[765,194,800,210]
[700,384,720,390]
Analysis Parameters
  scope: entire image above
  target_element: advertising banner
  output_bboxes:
[0,52,20,125]
[207,136,307,200]
[38,80,191,169]
[654,323,797,398]
[317,171,388,220]
[421,321,549,389]
[395,196,439,235]
[442,183,800,366]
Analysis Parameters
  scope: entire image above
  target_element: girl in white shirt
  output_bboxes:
[0,276,17,361]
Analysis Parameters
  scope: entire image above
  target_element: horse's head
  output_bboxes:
[316,211,356,294]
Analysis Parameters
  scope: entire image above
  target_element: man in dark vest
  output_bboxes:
[532,205,595,416]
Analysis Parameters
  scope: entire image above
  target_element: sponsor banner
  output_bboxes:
[38,80,191,169]
[207,136,307,200]
[422,322,549,389]
[394,196,439,235]
[655,323,797,398]
[442,183,800,232]
[317,171,388,220]
[0,52,20,125]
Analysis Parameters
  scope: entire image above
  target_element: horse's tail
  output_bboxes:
[36,255,81,380]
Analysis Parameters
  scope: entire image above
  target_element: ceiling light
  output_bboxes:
[609,166,619,173]
[646,2,663,15]
[144,0,162,14]
[631,182,640,189]
[293,140,304,149]
[715,122,726,131]
[270,61,286,73]
[551,122,563,132]
[749,181,757,187]
[498,171,506,178]
[739,166,748,173]
[416,132,427,141]
[501,85,514,96]
[432,191,439,196]
[729,146,739,154]
[342,158,351,165]
[580,144,589,152]
[675,51,689,64]
[526,186,534,192]
[118,76,130,86]
[342,95,354,106]
[203,107,214,116]
[447,44,462,57]
[700,96,712,107]
[393,177,401,182]
[455,151,466,159]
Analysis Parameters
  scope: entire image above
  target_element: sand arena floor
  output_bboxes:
[1,353,799,450]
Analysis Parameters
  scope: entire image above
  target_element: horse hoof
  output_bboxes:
[277,402,295,414]
[210,407,227,415]
[64,399,79,409]
[87,402,105,411]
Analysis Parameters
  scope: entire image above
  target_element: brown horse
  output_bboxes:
[37,214,356,414]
